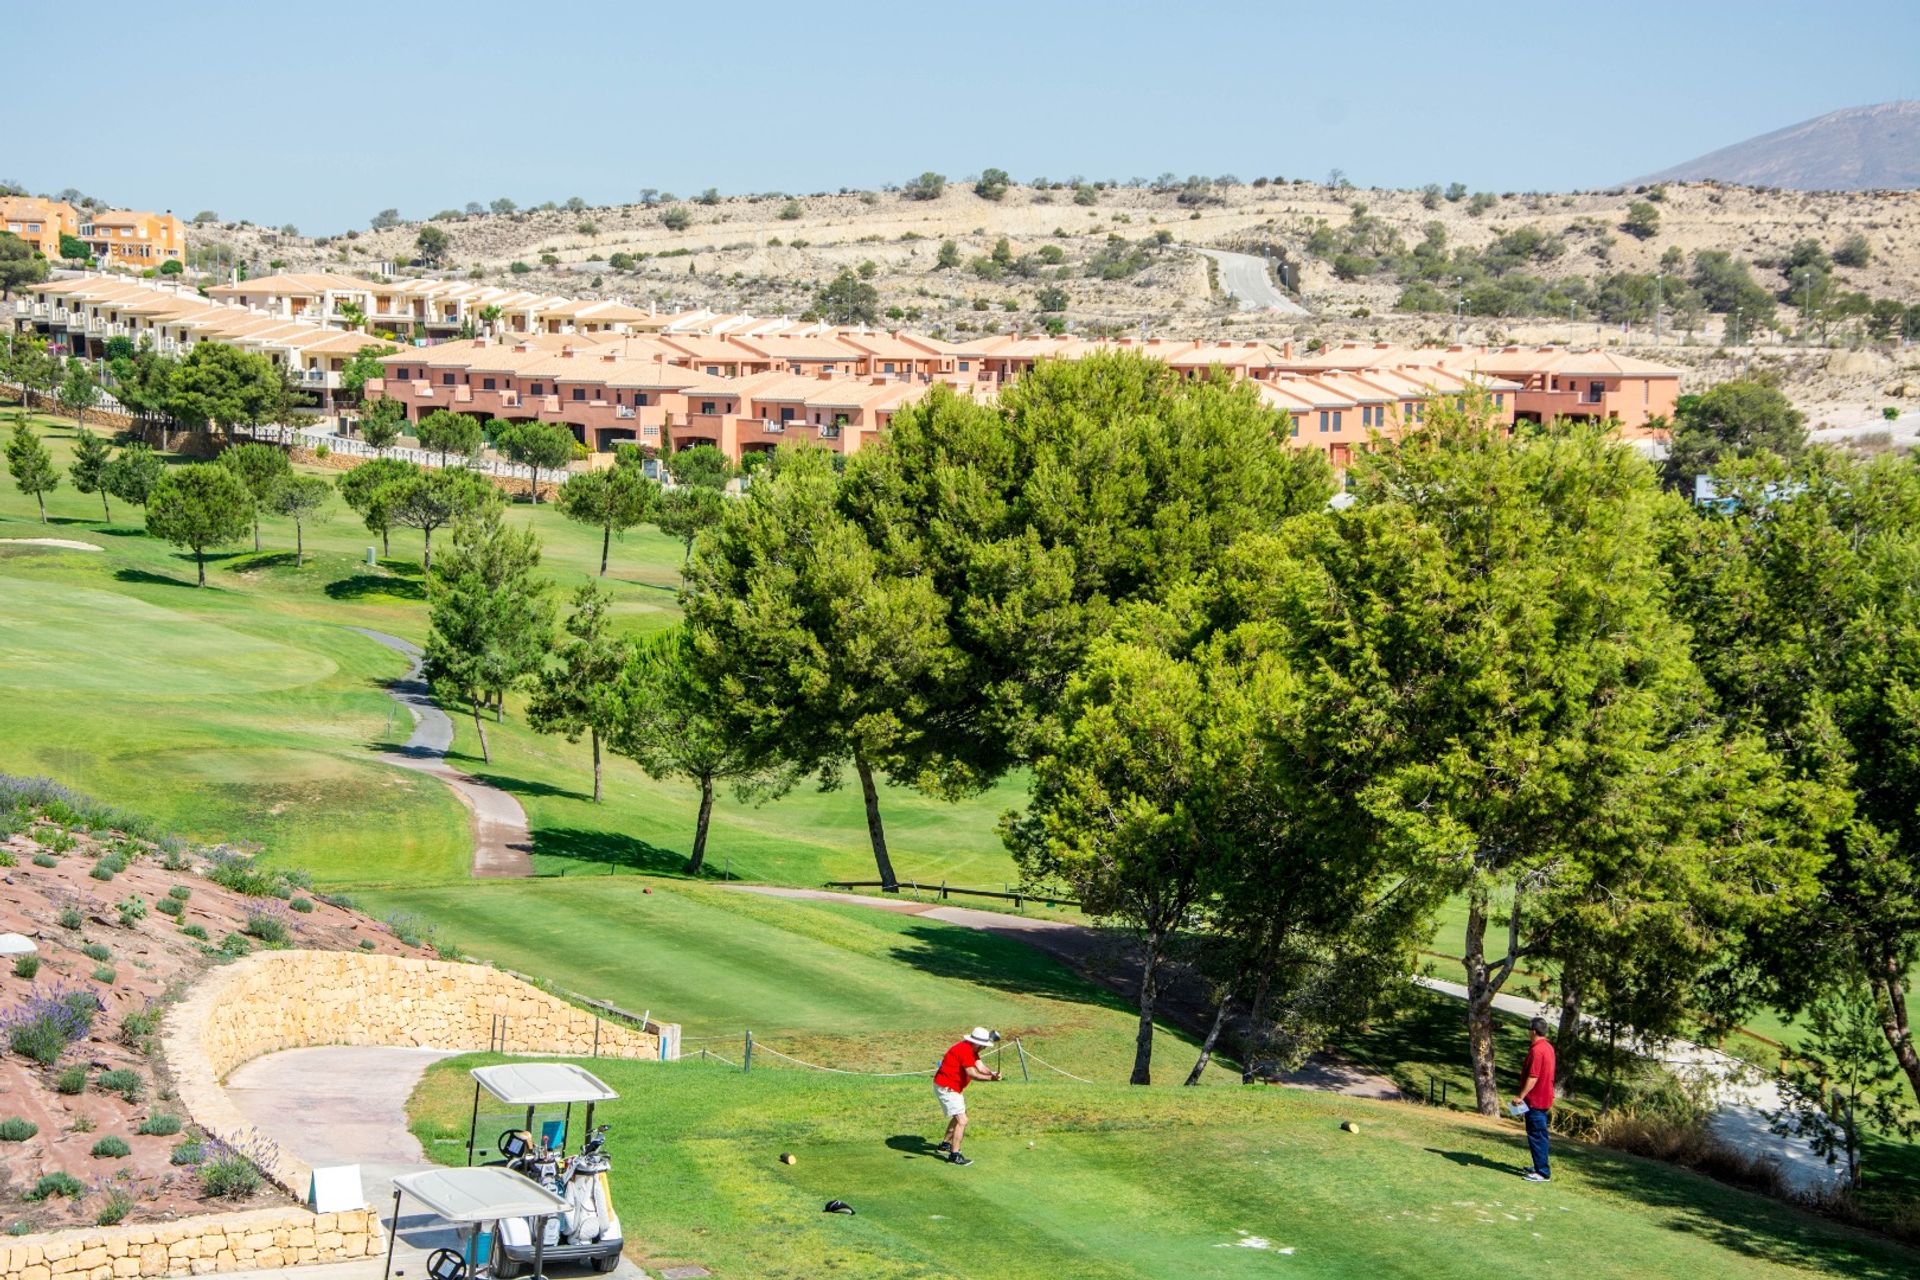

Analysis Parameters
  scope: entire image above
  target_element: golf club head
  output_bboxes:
[823,1200,856,1215]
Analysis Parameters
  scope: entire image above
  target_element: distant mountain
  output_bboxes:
[1635,101,1920,191]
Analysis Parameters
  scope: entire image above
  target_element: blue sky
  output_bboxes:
[7,0,1914,234]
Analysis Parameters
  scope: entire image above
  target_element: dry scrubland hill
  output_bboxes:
[218,178,1920,335]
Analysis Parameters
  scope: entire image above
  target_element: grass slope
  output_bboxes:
[408,1054,1917,1280]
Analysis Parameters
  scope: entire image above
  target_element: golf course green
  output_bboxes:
[407,1053,1915,1280]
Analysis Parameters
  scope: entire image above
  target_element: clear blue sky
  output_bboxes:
[7,0,1914,234]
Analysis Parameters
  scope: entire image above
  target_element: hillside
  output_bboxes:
[1638,101,1920,192]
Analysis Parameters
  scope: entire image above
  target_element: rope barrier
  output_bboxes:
[1017,1046,1097,1085]
[752,1043,935,1077]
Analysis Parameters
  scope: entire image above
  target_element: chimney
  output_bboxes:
[561,345,575,358]
[1281,341,1295,359]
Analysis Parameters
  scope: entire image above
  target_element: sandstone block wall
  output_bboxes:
[0,1208,384,1280]
[162,950,666,1196]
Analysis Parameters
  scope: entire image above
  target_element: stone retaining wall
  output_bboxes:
[0,1207,384,1280]
[162,950,664,1196]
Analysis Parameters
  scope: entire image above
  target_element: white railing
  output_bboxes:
[615,405,636,419]
[242,422,549,484]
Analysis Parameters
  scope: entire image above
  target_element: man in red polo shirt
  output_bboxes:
[932,1027,1001,1167]
[1514,1017,1556,1182]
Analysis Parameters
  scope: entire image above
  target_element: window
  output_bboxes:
[636,393,648,406]
[395,367,410,380]
[1318,411,1329,433]
[531,383,544,395]
[779,407,795,422]
[882,362,895,374]
[572,387,586,401]
[1493,393,1503,408]
[483,378,496,390]
[1289,418,1298,437]
[1332,411,1343,433]
[958,360,971,371]
[705,365,719,375]
[1589,380,1605,404]
[442,373,455,386]
[701,401,716,415]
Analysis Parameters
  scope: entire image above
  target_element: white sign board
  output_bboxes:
[309,1164,365,1214]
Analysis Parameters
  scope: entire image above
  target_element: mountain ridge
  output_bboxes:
[1636,101,1920,191]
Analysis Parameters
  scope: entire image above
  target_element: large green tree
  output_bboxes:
[388,466,499,579]
[337,456,419,557]
[684,446,962,890]
[5,421,58,522]
[0,230,48,297]
[1662,379,1807,490]
[655,485,725,563]
[610,626,789,876]
[1664,449,1920,1108]
[1275,408,1825,1114]
[104,442,164,511]
[146,464,253,585]
[68,427,114,522]
[555,462,658,574]
[494,420,577,502]
[167,342,287,437]
[357,397,406,453]
[526,585,628,802]
[424,505,553,764]
[341,346,397,402]
[217,442,293,552]
[56,360,99,426]
[415,410,483,467]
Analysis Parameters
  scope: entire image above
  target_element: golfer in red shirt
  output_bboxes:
[932,1027,1001,1166]
[1514,1017,1556,1182]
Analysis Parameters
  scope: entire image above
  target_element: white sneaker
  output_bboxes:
[1522,1171,1551,1183]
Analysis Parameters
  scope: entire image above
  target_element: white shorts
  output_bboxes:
[934,1085,967,1118]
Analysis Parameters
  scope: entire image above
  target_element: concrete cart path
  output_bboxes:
[732,885,1401,1099]
[1193,248,1311,315]
[349,628,533,879]
[1412,976,1841,1196]
[224,1046,652,1279]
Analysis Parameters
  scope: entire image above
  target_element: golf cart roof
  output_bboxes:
[391,1168,566,1222]
[470,1062,620,1105]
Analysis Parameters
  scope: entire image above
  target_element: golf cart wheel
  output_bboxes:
[489,1238,520,1280]
[592,1254,620,1274]
[425,1249,467,1280]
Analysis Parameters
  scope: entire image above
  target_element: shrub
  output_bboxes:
[0,1116,37,1141]
[116,895,147,927]
[158,845,191,872]
[156,897,183,918]
[660,206,691,231]
[120,1005,161,1045]
[218,932,251,956]
[181,924,208,941]
[170,1140,205,1166]
[95,1190,133,1226]
[89,862,115,882]
[90,1136,131,1158]
[6,1222,28,1236]
[242,911,288,944]
[358,938,377,951]
[198,1145,264,1199]
[92,965,115,984]
[97,1069,141,1101]
[38,829,77,854]
[137,1113,182,1137]
[32,853,56,868]
[777,200,802,221]
[204,849,281,897]
[289,896,314,914]
[55,1065,88,1094]
[3,986,97,1065]
[82,943,111,962]
[69,1114,94,1133]
[385,912,430,947]
[1622,201,1660,240]
[25,1173,84,1201]
[167,885,191,901]
[11,955,38,979]
[1883,406,1901,421]
[0,850,12,867]
[902,172,946,201]
[58,907,82,930]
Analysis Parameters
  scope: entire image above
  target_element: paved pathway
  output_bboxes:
[225,1046,651,1278]
[1413,976,1840,1195]
[1193,248,1311,315]
[734,886,1401,1099]
[350,628,533,878]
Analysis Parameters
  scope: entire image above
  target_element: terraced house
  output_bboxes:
[0,196,80,259]
[78,209,187,267]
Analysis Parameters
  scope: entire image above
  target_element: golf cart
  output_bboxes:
[464,1063,624,1276]
[383,1167,567,1280]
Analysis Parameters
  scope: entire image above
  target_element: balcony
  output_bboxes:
[616,405,636,419]
[820,425,842,440]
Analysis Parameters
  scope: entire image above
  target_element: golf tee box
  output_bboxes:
[309,1165,365,1214]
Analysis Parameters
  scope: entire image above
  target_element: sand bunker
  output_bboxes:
[0,537,103,551]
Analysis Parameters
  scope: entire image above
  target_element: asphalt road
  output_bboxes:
[1193,248,1310,316]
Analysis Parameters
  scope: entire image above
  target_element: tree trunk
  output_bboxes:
[1554,975,1582,1093]
[687,772,715,876]
[1185,984,1234,1086]
[100,489,111,522]
[470,697,492,765]
[852,752,900,891]
[294,519,305,567]
[600,522,611,575]
[1872,951,1920,1108]
[1130,931,1164,1086]
[1463,887,1501,1116]
[253,516,261,552]
[195,547,206,586]
[422,526,434,581]
[589,728,602,803]
[35,492,46,523]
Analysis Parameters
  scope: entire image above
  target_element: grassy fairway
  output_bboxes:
[408,1053,1917,1280]
[362,878,1149,1079]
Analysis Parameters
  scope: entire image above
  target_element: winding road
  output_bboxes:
[1193,248,1311,316]
[351,628,533,878]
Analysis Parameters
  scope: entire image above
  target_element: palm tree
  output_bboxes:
[478,304,503,338]
[338,301,368,333]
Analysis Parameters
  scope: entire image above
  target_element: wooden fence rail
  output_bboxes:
[823,879,1081,910]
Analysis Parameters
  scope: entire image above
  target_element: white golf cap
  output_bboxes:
[965,1027,996,1047]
